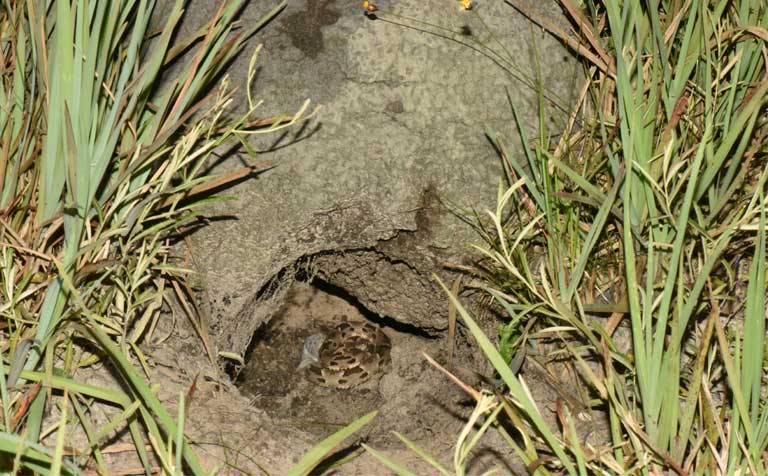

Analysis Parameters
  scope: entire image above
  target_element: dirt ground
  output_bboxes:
[229,280,527,475]
[150,0,585,472]
[50,250,760,476]
[50,266,607,476]
[58,264,608,475]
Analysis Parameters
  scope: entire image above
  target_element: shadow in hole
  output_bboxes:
[225,265,298,380]
[231,315,286,384]
[299,274,438,339]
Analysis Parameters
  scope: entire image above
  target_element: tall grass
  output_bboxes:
[470,0,768,472]
[1,0,314,473]
[295,0,768,474]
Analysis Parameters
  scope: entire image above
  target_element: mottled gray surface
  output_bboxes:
[178,0,581,357]
[143,1,585,474]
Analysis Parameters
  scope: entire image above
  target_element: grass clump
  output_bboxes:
[468,1,768,472]
[1,0,314,473]
[297,0,768,474]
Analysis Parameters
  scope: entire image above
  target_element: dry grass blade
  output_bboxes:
[0,1,316,474]
[422,352,484,403]
[170,279,215,365]
[507,0,615,77]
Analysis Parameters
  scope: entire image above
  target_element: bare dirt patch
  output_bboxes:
[228,280,526,474]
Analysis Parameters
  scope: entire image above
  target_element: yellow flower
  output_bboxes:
[460,0,472,10]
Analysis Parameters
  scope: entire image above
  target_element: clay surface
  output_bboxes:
[174,0,580,354]
[145,0,583,473]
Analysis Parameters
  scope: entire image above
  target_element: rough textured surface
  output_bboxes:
[179,0,582,356]
[148,0,584,474]
[235,282,525,474]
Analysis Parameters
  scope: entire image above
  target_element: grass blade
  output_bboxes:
[288,410,378,476]
[362,443,419,476]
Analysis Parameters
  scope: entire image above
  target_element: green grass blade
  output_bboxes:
[69,395,108,473]
[50,390,69,476]
[288,410,378,476]
[0,430,81,475]
[362,443,418,476]
[563,164,623,302]
[393,431,451,476]
[175,392,186,476]
[435,275,577,475]
[697,79,768,201]
[78,321,206,475]
[741,190,766,450]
